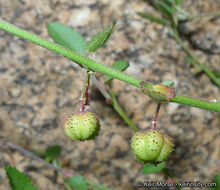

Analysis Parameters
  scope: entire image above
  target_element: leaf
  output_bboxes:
[176,184,183,190]
[137,12,169,25]
[85,20,116,53]
[186,56,203,75]
[210,173,220,190]
[212,71,220,78]
[5,166,38,190]
[44,145,62,160]
[153,1,173,19]
[47,22,87,56]
[69,176,88,190]
[153,0,176,25]
[160,0,175,15]
[167,0,176,3]
[186,56,193,65]
[175,0,182,5]
[142,162,166,174]
[30,145,62,162]
[105,60,129,84]
[162,80,174,87]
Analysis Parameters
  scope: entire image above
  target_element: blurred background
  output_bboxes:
[0,0,219,189]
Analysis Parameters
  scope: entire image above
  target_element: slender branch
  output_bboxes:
[0,18,219,112]
[79,71,91,113]
[3,141,74,177]
[170,95,220,112]
[173,33,220,87]
[109,86,138,132]
[150,103,161,130]
[3,141,113,190]
[91,75,138,132]
[90,74,112,103]
[80,71,90,106]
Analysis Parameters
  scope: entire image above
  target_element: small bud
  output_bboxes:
[148,84,176,102]
[64,111,100,141]
[140,81,176,102]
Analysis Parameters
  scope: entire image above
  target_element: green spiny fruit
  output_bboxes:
[64,111,100,141]
[131,130,173,164]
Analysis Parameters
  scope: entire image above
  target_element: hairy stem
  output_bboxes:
[0,19,141,87]
[171,95,219,112]
[0,19,219,112]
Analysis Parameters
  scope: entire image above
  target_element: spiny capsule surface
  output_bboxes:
[64,111,100,141]
[131,130,173,164]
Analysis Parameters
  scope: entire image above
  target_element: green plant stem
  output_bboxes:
[0,19,219,112]
[173,33,220,87]
[0,18,141,88]
[91,75,138,132]
[171,95,220,112]
[109,87,138,132]
[137,12,169,25]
